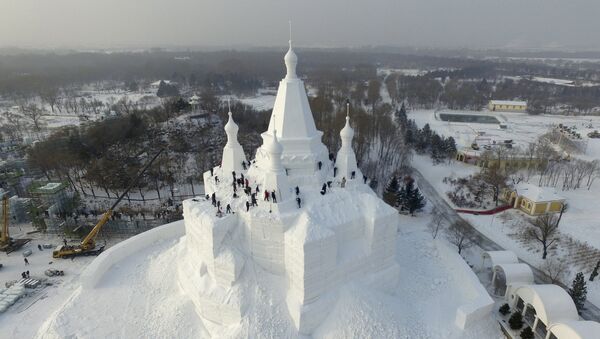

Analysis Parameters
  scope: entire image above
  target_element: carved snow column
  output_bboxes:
[336,108,359,180]
[221,111,247,173]
[262,130,290,202]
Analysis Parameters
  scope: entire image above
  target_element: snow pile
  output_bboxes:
[0,283,26,313]
[36,213,499,338]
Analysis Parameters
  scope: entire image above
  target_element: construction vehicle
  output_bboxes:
[53,149,164,259]
[0,193,30,253]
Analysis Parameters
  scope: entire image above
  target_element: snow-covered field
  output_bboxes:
[409,110,600,160]
[412,153,600,306]
[21,213,501,338]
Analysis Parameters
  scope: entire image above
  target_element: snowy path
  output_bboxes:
[412,168,600,322]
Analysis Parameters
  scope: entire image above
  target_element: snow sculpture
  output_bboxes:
[221,108,247,173]
[180,40,400,335]
[336,103,361,181]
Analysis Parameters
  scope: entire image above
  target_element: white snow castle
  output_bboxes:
[179,40,400,335]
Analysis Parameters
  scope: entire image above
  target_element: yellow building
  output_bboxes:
[501,183,565,216]
[489,100,527,112]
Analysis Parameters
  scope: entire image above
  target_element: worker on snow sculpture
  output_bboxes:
[296,197,302,208]
[320,183,327,195]
[226,204,232,214]
[246,201,250,212]
[272,191,277,203]
[295,186,300,195]
[264,190,270,201]
[351,171,356,179]
[334,166,338,177]
[318,161,322,170]
[251,193,258,206]
[231,171,236,181]
[341,177,346,188]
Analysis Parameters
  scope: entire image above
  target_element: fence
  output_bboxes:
[456,204,512,215]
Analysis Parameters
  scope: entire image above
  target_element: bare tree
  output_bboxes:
[541,257,569,284]
[525,214,560,259]
[22,103,46,132]
[428,206,446,239]
[446,222,473,254]
[39,86,60,113]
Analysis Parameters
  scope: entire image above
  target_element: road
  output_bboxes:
[412,169,600,322]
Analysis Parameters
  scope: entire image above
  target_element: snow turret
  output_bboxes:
[336,103,360,181]
[261,129,290,201]
[221,107,247,173]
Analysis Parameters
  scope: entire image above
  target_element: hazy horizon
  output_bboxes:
[1,0,600,51]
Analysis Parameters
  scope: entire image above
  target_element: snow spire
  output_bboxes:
[221,102,247,173]
[284,22,298,80]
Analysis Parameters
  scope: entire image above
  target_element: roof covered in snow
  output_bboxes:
[514,183,565,203]
[515,284,579,326]
[548,321,600,339]
[489,100,527,106]
[493,263,534,285]
[483,250,518,267]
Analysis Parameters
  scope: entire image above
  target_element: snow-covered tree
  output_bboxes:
[569,272,587,313]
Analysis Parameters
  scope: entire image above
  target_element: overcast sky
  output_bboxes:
[1,0,599,50]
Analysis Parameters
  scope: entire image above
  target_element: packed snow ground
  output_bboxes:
[0,226,95,339]
[32,214,500,338]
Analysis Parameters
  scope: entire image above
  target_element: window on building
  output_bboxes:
[516,297,525,312]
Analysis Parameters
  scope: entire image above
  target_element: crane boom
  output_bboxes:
[1,194,8,245]
[80,148,164,248]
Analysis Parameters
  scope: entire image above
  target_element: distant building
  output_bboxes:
[488,100,527,112]
[501,183,565,215]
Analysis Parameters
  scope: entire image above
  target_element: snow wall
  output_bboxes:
[80,220,185,289]
[436,240,494,330]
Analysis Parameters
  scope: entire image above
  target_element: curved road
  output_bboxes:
[412,169,600,322]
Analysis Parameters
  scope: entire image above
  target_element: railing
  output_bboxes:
[456,204,512,215]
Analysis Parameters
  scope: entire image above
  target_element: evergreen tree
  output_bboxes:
[445,137,457,157]
[590,260,600,281]
[520,327,534,339]
[397,177,426,215]
[508,311,524,330]
[156,80,179,98]
[383,176,400,206]
[569,272,587,313]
